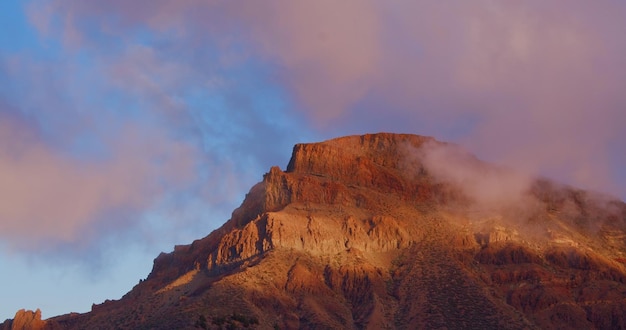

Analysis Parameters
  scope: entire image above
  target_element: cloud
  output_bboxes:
[26,0,626,201]
[6,0,624,253]
[1,2,316,259]
[0,114,197,251]
[414,141,534,209]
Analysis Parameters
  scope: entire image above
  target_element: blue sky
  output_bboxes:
[1,0,626,320]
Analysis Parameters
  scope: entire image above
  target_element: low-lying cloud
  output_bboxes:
[410,140,626,243]
[416,141,534,209]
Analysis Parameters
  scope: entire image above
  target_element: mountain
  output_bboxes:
[3,133,626,329]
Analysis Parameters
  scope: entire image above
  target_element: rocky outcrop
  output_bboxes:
[1,309,46,330]
[147,134,447,281]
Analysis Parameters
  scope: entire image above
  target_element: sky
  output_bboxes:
[1,0,625,320]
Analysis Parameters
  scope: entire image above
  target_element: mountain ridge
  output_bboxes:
[3,133,626,329]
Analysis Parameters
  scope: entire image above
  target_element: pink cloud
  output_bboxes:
[0,117,197,250]
[25,0,626,201]
[415,141,535,209]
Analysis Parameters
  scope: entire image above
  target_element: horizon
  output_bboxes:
[2,0,626,320]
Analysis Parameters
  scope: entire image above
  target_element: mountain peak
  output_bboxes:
[7,133,626,329]
[287,132,434,174]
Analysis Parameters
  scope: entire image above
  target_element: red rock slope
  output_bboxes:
[5,133,626,329]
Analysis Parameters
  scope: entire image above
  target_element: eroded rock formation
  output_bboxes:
[1,309,47,330]
[4,133,626,329]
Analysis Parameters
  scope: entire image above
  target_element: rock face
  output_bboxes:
[1,309,47,330]
[6,133,626,329]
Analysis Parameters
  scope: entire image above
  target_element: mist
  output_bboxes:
[416,141,535,209]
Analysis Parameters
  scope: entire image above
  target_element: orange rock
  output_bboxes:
[15,133,626,330]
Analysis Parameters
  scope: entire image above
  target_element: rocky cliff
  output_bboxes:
[1,309,47,330]
[5,133,626,329]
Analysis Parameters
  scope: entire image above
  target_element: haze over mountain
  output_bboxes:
[4,133,625,329]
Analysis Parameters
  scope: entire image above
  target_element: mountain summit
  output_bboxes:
[5,133,626,329]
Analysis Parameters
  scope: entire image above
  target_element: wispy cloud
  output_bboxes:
[4,0,625,257]
[414,141,534,209]
[2,0,315,258]
[0,113,196,250]
[27,0,626,199]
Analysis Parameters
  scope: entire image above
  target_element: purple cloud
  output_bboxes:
[9,0,626,253]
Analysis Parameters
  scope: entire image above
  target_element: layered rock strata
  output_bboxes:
[4,133,625,329]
